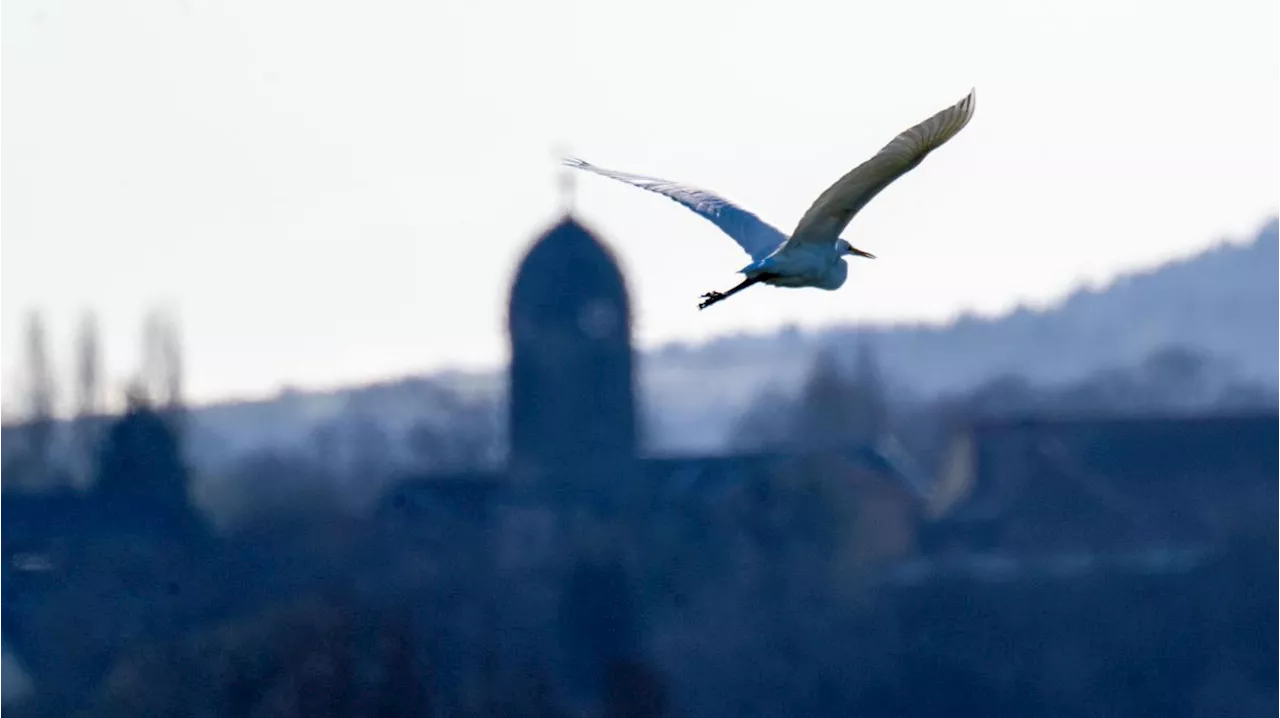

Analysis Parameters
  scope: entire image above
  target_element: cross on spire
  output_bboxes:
[554,143,576,214]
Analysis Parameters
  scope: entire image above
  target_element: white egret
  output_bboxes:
[564,89,976,310]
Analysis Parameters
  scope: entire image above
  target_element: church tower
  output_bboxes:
[507,215,636,482]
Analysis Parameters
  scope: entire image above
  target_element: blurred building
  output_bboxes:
[1,400,212,703]
[922,413,1278,556]
[379,211,924,710]
[508,215,637,484]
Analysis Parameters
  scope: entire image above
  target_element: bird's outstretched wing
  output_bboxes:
[784,89,976,250]
[563,157,787,261]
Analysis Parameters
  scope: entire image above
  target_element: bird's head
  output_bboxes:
[837,239,876,260]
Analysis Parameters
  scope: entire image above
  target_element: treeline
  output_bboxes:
[188,336,1277,530]
[2,307,186,491]
[731,340,1277,476]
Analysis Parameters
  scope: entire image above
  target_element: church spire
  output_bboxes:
[506,175,636,481]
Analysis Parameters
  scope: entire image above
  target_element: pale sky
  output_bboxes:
[2,0,1277,407]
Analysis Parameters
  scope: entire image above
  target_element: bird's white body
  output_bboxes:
[742,244,848,290]
[564,89,976,310]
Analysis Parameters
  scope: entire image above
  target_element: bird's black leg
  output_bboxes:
[698,275,767,310]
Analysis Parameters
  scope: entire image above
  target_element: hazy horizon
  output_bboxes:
[4,0,1277,405]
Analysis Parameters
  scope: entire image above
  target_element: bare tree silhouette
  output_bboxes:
[18,310,59,489]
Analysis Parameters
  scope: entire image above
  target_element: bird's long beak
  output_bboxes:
[848,246,876,259]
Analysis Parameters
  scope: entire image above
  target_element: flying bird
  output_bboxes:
[563,89,976,310]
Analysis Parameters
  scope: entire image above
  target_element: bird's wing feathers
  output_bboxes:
[784,89,976,250]
[562,157,788,261]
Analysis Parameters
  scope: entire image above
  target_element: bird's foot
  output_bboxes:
[698,291,724,310]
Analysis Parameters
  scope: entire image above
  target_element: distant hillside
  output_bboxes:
[180,217,1277,462]
[181,371,499,472]
[859,216,1277,391]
